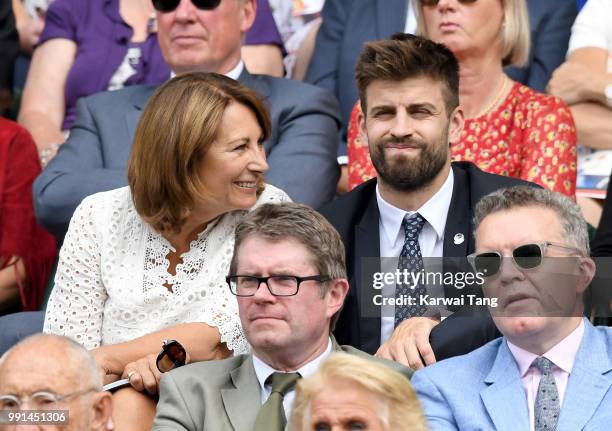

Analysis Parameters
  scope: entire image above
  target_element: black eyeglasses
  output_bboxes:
[152,0,221,13]
[226,275,330,297]
[467,241,583,278]
[156,339,187,373]
[420,0,478,6]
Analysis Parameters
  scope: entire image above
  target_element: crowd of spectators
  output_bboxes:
[0,0,610,430]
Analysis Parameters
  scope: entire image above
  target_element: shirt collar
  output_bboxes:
[169,59,244,80]
[252,338,333,393]
[507,319,585,376]
[376,169,454,246]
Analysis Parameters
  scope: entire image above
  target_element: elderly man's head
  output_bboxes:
[290,353,427,431]
[228,202,349,370]
[154,0,256,74]
[0,334,112,431]
[471,186,596,354]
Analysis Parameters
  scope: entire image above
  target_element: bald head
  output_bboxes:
[0,334,111,431]
[0,334,102,389]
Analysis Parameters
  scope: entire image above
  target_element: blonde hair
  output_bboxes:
[127,72,270,234]
[290,353,427,431]
[414,0,530,67]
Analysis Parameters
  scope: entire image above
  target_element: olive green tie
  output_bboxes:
[253,372,301,431]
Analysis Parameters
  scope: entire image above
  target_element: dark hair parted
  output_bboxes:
[127,72,271,234]
[356,33,460,116]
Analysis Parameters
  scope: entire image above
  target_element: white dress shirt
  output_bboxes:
[252,338,333,420]
[377,169,454,342]
[507,320,585,431]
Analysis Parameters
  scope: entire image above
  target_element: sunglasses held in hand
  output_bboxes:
[467,241,583,278]
[153,0,221,13]
[102,339,187,392]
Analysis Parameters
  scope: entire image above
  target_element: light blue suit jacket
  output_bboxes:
[412,319,612,430]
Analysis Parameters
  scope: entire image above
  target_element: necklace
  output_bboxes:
[472,74,510,118]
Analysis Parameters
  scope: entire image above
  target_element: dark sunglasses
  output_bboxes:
[467,241,583,278]
[420,0,478,6]
[156,339,187,373]
[152,0,221,13]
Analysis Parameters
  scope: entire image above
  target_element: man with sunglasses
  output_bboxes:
[153,203,411,431]
[319,34,537,370]
[0,334,113,431]
[411,186,612,430]
[33,0,341,243]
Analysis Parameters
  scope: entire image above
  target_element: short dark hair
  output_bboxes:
[128,72,271,234]
[356,33,460,116]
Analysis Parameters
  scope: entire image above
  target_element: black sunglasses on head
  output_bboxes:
[153,0,221,13]
[156,339,187,373]
[420,0,478,6]
[467,241,583,278]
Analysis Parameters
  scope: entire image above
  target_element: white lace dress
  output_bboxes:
[43,185,290,354]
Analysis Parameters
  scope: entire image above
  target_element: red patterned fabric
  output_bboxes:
[347,82,577,197]
[0,118,57,310]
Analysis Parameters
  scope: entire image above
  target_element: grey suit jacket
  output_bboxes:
[152,344,412,431]
[33,69,341,240]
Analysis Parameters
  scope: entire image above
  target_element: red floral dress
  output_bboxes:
[347,82,577,197]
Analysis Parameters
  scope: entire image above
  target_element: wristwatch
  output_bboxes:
[605,83,612,108]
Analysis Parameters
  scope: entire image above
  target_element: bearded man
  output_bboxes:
[319,34,537,369]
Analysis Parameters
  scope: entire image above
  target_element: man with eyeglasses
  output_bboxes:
[0,334,113,431]
[411,186,612,430]
[153,202,412,431]
[33,0,341,243]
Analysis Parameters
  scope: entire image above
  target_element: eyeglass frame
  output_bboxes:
[467,241,584,278]
[0,388,100,410]
[419,0,478,6]
[226,275,331,297]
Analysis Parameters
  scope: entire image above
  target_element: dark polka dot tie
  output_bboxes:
[394,213,428,327]
[533,357,560,431]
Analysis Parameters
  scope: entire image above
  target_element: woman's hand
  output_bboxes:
[90,347,123,385]
[122,354,163,395]
[122,351,192,395]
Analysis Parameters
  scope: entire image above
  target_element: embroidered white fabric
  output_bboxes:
[43,185,290,354]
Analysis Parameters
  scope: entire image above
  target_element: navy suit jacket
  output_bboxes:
[306,0,577,151]
[412,319,612,430]
[318,162,537,356]
[33,69,341,240]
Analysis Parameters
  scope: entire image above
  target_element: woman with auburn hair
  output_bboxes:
[290,353,428,431]
[346,0,577,197]
[43,72,289,430]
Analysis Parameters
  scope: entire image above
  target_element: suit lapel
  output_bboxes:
[443,165,471,258]
[355,191,382,353]
[556,320,612,430]
[480,340,530,431]
[221,356,262,430]
[376,0,408,39]
[126,86,156,144]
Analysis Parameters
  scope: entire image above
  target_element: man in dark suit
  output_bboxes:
[306,0,577,154]
[319,34,536,369]
[33,0,341,241]
[153,203,411,431]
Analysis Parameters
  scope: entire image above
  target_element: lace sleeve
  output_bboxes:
[43,194,108,349]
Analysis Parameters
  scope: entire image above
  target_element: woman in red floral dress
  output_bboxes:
[347,0,576,198]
